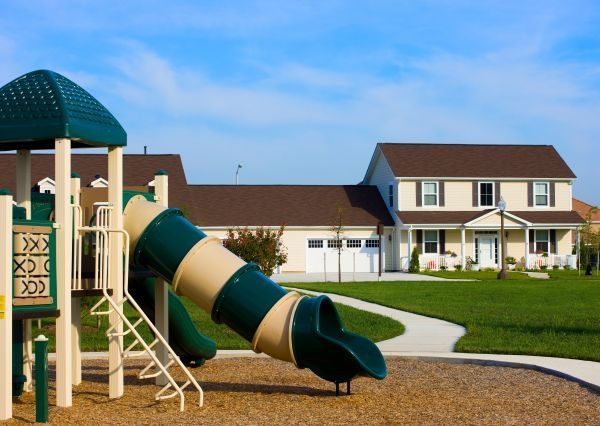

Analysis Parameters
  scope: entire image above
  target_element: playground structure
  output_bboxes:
[0,70,386,421]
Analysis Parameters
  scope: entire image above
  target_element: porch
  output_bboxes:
[400,253,578,271]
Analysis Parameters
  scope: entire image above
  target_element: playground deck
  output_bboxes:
[7,356,600,425]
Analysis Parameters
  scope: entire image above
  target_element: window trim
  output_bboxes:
[478,181,495,207]
[534,181,550,207]
[422,181,439,207]
[534,229,550,254]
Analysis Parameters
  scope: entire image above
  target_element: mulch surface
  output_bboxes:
[7,356,600,425]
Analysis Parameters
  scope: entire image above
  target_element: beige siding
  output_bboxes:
[444,181,474,210]
[554,182,572,210]
[400,180,417,210]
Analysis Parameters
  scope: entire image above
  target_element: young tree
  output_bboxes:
[579,206,600,271]
[223,225,288,277]
[330,207,345,283]
[408,246,420,273]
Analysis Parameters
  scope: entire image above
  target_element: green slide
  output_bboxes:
[128,276,217,367]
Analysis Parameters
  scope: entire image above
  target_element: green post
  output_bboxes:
[35,335,49,423]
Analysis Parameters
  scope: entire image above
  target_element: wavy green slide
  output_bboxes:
[128,276,217,367]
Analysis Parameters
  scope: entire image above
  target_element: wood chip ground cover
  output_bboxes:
[7,357,600,425]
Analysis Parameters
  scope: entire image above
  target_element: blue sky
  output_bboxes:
[1,1,599,205]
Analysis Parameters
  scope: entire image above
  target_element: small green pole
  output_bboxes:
[35,335,49,424]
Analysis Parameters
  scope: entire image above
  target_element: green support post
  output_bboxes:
[35,335,49,423]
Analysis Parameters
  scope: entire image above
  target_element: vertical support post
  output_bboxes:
[153,170,169,385]
[34,335,49,424]
[70,173,82,385]
[0,191,13,420]
[525,226,530,269]
[108,147,124,399]
[16,150,33,392]
[55,138,73,407]
[460,227,466,269]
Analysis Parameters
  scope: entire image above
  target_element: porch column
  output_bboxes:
[406,227,412,271]
[0,192,13,420]
[524,227,530,268]
[460,227,466,267]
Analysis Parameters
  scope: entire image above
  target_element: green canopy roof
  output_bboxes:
[0,69,126,150]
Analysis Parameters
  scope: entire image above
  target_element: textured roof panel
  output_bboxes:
[0,70,126,149]
[187,185,395,227]
[379,143,576,179]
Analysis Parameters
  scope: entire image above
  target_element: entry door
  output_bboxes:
[478,235,495,268]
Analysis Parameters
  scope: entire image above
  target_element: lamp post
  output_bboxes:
[497,197,508,280]
[235,164,242,185]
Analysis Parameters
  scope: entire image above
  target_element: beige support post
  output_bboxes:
[108,147,124,398]
[0,192,13,420]
[16,150,33,392]
[153,171,169,386]
[55,138,73,407]
[71,174,82,385]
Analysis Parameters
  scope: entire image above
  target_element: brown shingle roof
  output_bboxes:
[0,153,190,209]
[572,198,600,223]
[377,143,577,179]
[186,185,395,227]
[397,210,584,226]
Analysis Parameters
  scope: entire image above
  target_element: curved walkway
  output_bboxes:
[286,287,600,392]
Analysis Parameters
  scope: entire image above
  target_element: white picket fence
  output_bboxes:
[400,254,577,271]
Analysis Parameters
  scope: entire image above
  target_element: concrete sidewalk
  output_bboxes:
[288,288,600,393]
[272,271,468,282]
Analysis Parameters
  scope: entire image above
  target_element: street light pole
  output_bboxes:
[235,164,242,185]
[497,197,508,280]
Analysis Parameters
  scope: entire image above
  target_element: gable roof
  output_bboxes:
[372,143,576,179]
[573,197,600,223]
[0,153,189,209]
[186,185,395,228]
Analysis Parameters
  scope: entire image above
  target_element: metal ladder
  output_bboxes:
[74,205,204,411]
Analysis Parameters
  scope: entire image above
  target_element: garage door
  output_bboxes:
[306,238,384,273]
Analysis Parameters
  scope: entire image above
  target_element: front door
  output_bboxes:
[478,235,495,268]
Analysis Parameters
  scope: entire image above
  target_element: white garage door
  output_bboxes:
[306,238,384,273]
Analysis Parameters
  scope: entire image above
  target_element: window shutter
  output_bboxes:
[439,230,445,254]
[550,182,555,207]
[495,182,501,206]
[550,229,556,254]
[472,182,478,207]
[416,229,423,254]
[527,182,533,207]
[439,182,445,207]
[529,229,535,253]
[416,181,422,207]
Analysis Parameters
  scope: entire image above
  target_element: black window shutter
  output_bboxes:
[439,182,445,207]
[416,181,422,207]
[550,182,555,207]
[527,182,533,207]
[529,229,535,253]
[472,182,478,207]
[439,230,445,254]
[550,229,556,253]
[416,229,423,254]
[495,182,501,206]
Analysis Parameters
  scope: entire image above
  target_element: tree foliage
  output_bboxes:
[223,225,288,277]
[578,206,600,269]
[408,246,420,273]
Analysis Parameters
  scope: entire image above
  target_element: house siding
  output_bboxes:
[366,154,396,211]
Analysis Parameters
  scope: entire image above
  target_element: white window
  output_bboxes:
[479,182,494,207]
[328,239,342,249]
[535,182,549,207]
[535,230,550,254]
[422,182,438,206]
[308,239,323,249]
[346,239,362,248]
[365,239,379,248]
[423,230,439,254]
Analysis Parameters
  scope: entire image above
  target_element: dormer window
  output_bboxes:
[534,182,549,207]
[422,182,438,206]
[89,176,109,188]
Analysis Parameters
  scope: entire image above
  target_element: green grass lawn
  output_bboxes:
[290,272,600,362]
[31,293,404,353]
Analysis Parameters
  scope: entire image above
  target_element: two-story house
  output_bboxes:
[363,143,584,271]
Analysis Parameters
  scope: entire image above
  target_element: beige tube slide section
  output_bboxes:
[123,195,302,364]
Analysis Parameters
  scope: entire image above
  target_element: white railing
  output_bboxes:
[526,254,577,270]
[400,253,578,271]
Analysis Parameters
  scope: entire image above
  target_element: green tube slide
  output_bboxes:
[127,199,387,384]
[128,276,217,367]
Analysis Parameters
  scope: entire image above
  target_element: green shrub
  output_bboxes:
[408,246,420,273]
